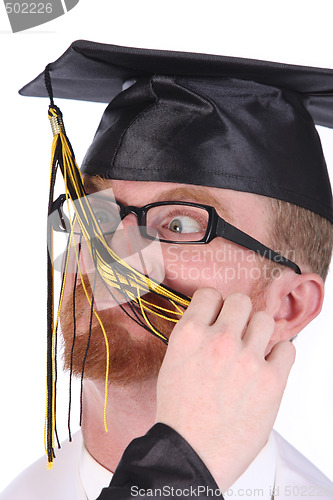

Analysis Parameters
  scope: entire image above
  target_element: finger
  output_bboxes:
[266,340,296,382]
[182,287,223,326]
[242,311,275,353]
[214,293,252,337]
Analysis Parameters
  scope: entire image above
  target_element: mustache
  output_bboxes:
[59,271,170,395]
[62,270,186,342]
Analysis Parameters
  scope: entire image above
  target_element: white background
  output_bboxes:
[0,0,332,493]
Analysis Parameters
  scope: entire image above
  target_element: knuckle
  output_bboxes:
[171,317,204,346]
[211,332,238,360]
[241,350,260,374]
[182,318,205,334]
[226,292,252,309]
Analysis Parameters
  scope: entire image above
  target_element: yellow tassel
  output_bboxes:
[44,100,191,468]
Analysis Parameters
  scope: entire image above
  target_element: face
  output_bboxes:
[60,178,273,385]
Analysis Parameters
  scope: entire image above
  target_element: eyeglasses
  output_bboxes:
[51,193,301,274]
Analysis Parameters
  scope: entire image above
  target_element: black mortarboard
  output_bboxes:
[20,40,333,222]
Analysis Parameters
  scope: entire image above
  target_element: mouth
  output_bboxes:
[64,262,190,346]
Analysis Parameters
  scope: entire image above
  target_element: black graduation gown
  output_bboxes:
[96,423,223,499]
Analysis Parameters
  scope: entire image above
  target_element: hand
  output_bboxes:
[155,289,296,491]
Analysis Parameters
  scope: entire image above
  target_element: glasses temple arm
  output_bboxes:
[216,218,301,275]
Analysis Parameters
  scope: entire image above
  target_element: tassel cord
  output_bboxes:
[43,77,192,466]
[79,270,97,427]
[68,238,82,442]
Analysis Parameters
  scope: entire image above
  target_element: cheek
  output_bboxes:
[162,242,261,297]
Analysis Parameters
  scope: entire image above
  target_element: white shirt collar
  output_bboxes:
[225,432,277,499]
[79,443,113,500]
[79,432,277,500]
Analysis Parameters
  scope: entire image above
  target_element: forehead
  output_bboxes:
[83,176,270,239]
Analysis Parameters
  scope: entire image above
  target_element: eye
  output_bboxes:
[146,204,209,242]
[168,215,202,233]
[95,210,111,225]
[90,200,121,233]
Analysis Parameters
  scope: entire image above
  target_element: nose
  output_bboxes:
[112,214,144,264]
[80,210,165,284]
[111,214,159,277]
[118,212,140,232]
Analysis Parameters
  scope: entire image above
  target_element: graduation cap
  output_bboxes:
[21,39,333,222]
[20,41,333,468]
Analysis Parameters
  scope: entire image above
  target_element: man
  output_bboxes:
[1,40,333,499]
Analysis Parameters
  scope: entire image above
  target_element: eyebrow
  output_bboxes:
[151,186,233,222]
[83,176,233,222]
[84,175,108,193]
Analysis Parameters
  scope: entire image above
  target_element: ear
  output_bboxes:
[264,271,325,344]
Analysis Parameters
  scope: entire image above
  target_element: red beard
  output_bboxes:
[60,275,175,385]
[60,266,267,386]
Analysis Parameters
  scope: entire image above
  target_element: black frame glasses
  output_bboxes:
[51,194,301,275]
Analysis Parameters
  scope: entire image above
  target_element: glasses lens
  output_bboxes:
[146,204,209,242]
[56,195,121,236]
[88,196,121,235]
